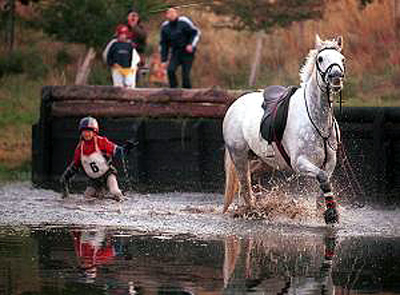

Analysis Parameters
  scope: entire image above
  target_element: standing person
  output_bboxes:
[126,9,147,61]
[160,7,201,89]
[60,116,135,201]
[106,24,140,88]
[103,9,147,85]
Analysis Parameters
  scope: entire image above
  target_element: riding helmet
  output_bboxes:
[79,117,99,133]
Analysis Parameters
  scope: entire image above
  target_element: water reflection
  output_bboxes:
[72,228,115,284]
[0,226,398,294]
[222,229,337,294]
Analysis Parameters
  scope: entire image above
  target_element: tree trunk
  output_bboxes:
[248,31,264,87]
[395,0,400,38]
[297,21,305,51]
[75,47,96,85]
[4,0,16,52]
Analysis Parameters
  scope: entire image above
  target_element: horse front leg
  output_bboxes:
[295,157,339,224]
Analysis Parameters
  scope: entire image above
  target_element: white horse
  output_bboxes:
[223,35,345,224]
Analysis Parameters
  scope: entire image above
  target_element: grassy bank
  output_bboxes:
[0,0,399,181]
[0,75,43,182]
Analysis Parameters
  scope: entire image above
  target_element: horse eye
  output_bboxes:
[318,56,323,63]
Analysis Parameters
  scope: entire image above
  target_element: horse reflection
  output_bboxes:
[223,230,338,294]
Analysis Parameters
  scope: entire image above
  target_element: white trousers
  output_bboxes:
[84,174,123,199]
[111,68,136,88]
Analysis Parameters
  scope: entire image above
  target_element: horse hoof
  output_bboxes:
[324,208,339,224]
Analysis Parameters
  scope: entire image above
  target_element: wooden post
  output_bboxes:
[33,86,54,187]
[248,31,264,87]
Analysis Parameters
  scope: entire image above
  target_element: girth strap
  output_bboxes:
[273,131,292,169]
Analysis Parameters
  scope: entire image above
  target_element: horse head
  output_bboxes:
[315,35,346,94]
[300,35,346,98]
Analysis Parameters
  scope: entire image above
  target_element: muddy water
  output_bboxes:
[0,182,399,294]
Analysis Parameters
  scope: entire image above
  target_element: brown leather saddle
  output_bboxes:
[260,85,299,143]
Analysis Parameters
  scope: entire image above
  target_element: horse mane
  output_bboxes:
[299,37,342,84]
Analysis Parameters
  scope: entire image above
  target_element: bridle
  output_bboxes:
[315,47,345,111]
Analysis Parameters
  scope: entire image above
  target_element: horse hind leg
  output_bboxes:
[223,149,239,213]
[227,148,254,210]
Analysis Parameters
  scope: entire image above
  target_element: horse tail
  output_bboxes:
[223,149,239,213]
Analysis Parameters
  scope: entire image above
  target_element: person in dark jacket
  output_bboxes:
[106,24,140,88]
[160,7,201,88]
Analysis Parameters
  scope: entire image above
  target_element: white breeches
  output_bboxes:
[111,68,136,88]
[84,174,123,198]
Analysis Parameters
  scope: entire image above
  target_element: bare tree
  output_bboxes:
[395,0,400,37]
[206,0,325,86]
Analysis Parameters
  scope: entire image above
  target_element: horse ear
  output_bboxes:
[336,35,343,51]
[315,34,322,48]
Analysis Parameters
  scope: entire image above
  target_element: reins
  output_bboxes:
[303,84,335,143]
[303,82,339,169]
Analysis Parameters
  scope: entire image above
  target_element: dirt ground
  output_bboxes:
[0,182,399,239]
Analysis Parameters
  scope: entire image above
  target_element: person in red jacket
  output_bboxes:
[60,116,134,201]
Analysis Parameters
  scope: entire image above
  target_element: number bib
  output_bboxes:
[80,138,110,179]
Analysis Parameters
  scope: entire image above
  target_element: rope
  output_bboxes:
[338,143,366,208]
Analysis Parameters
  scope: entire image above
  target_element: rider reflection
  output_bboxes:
[71,228,115,283]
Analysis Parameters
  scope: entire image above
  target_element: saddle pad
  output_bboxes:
[260,85,299,143]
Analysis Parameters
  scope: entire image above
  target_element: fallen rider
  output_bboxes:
[60,116,135,201]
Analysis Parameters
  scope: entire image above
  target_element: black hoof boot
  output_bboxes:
[324,207,339,224]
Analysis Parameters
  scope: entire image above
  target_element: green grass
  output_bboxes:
[0,161,31,183]
[0,74,41,182]
[0,75,42,128]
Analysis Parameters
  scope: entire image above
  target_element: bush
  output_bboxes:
[0,48,49,79]
[23,48,49,79]
[56,47,73,68]
[88,59,112,85]
[0,50,24,77]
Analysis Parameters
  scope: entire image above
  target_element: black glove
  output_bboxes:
[60,177,70,199]
[123,140,138,155]
[60,165,77,198]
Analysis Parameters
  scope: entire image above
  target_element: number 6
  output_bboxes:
[90,162,99,173]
